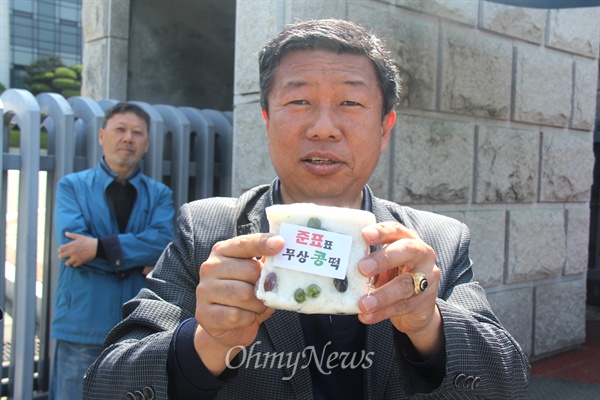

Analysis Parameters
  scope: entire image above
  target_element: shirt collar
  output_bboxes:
[272,178,372,212]
[99,156,142,182]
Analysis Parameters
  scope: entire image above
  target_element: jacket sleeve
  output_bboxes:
[55,177,175,273]
[398,211,530,399]
[108,184,175,270]
[54,177,91,247]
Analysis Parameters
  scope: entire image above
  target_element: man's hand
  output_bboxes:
[58,232,98,267]
[141,266,154,276]
[357,221,443,358]
[194,233,284,376]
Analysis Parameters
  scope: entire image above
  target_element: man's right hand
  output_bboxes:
[194,233,284,376]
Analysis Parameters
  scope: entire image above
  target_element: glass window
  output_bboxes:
[13,50,35,66]
[14,24,34,39]
[59,32,77,46]
[39,41,55,52]
[61,55,78,66]
[12,15,34,29]
[10,0,83,80]
[39,20,56,32]
[38,2,55,18]
[59,5,78,22]
[38,28,57,42]
[60,23,77,34]
[11,67,29,89]
[12,0,34,14]
[39,49,58,59]
[60,44,77,54]
[14,36,34,47]
[60,19,78,28]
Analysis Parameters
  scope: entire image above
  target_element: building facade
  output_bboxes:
[0,0,82,89]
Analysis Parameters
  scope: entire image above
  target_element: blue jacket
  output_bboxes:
[51,158,175,345]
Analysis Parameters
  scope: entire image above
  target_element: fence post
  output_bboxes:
[200,110,232,197]
[37,93,76,393]
[131,101,165,184]
[0,97,6,397]
[0,88,40,400]
[179,107,215,200]
[156,105,191,208]
[68,97,105,170]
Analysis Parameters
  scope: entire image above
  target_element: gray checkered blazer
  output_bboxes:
[83,183,529,399]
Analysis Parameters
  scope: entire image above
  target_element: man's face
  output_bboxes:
[263,50,396,208]
[99,112,149,178]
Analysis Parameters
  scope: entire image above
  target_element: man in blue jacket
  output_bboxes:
[50,102,175,399]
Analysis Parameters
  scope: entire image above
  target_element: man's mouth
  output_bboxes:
[306,157,335,164]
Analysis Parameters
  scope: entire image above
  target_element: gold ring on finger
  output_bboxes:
[408,272,428,295]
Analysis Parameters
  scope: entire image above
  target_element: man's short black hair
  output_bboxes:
[258,19,401,119]
[103,102,151,131]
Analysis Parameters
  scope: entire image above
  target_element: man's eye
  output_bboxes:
[342,101,360,106]
[288,100,308,105]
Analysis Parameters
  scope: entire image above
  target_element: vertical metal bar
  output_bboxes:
[68,96,105,172]
[0,89,40,400]
[131,102,165,184]
[199,110,232,197]
[0,97,7,397]
[179,107,214,200]
[154,105,190,208]
[36,93,75,393]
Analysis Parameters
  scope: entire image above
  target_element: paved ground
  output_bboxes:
[526,305,600,399]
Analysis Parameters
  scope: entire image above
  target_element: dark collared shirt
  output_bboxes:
[97,166,138,259]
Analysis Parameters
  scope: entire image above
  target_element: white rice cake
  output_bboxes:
[256,203,376,314]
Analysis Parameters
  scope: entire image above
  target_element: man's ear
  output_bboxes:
[380,110,396,153]
[261,109,269,129]
[98,128,105,145]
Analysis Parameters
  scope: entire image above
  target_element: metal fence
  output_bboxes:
[0,88,233,399]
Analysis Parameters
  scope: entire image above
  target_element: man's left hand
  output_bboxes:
[357,221,443,358]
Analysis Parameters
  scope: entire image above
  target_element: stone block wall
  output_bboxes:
[233,0,600,360]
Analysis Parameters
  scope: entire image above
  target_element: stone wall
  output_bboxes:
[81,0,236,108]
[232,0,600,360]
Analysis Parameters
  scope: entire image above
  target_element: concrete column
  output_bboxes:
[81,0,130,101]
[0,0,10,88]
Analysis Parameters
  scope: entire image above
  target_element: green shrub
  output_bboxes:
[52,78,81,90]
[23,56,82,96]
[70,64,83,76]
[31,71,55,82]
[54,67,77,80]
[61,89,81,98]
[30,83,53,93]
[9,127,49,150]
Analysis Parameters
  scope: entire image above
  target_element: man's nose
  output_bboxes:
[306,106,342,140]
[122,129,134,142]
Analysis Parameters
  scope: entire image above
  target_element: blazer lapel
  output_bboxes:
[264,311,314,399]
[365,321,397,400]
